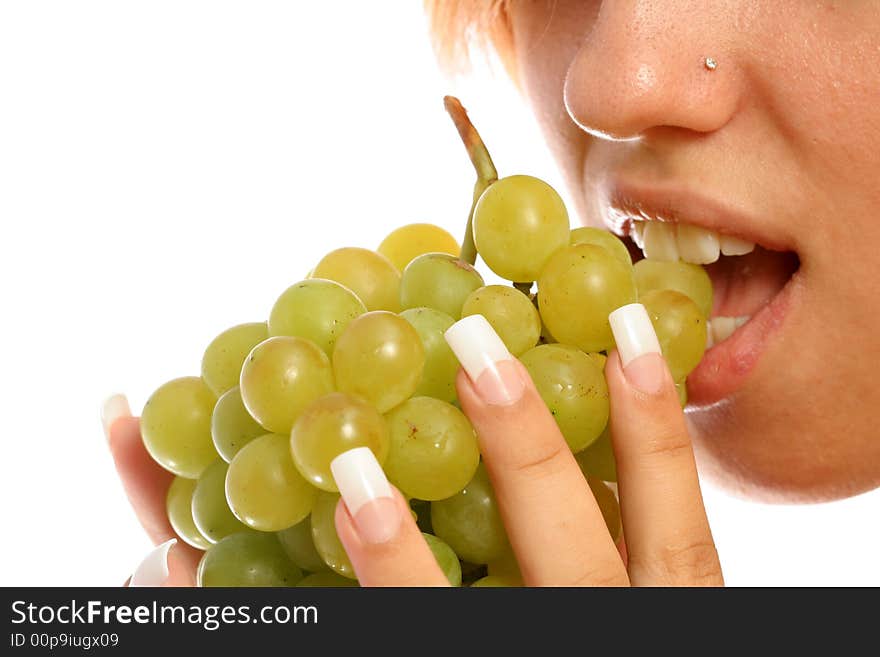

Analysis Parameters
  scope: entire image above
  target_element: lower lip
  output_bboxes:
[686,268,803,407]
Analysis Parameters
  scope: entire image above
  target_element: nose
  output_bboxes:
[563,2,741,141]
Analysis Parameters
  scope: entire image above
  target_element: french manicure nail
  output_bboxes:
[331,447,400,545]
[102,393,131,443]
[444,315,525,406]
[130,539,176,587]
[608,303,666,394]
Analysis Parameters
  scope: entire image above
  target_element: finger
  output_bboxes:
[126,539,195,587]
[446,316,628,587]
[103,395,203,581]
[332,448,449,587]
[607,304,723,586]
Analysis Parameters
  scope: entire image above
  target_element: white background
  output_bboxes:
[1,1,877,586]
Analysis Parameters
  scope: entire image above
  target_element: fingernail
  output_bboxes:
[444,315,525,406]
[101,393,131,443]
[608,303,665,394]
[331,447,400,545]
[130,538,176,587]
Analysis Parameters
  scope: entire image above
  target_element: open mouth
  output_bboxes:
[603,191,801,406]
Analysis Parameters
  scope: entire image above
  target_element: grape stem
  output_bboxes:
[444,96,498,266]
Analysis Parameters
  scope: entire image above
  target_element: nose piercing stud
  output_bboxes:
[704,57,717,71]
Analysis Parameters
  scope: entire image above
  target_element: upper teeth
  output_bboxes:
[632,220,755,265]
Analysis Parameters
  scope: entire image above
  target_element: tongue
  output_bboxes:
[704,247,799,318]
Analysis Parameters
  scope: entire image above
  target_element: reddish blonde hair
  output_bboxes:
[423,0,515,77]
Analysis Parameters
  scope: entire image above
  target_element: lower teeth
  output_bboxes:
[708,315,750,345]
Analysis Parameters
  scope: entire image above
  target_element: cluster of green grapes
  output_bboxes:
[139,102,713,588]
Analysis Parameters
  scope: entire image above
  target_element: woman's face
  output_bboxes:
[506,0,880,501]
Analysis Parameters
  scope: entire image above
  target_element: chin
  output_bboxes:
[683,329,880,505]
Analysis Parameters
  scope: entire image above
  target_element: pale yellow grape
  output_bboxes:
[141,376,218,478]
[587,477,622,543]
[378,223,460,272]
[239,336,334,434]
[574,425,617,483]
[633,259,714,318]
[296,572,359,587]
[471,575,521,587]
[201,322,268,396]
[332,311,424,413]
[431,464,508,564]
[520,344,609,452]
[290,392,390,492]
[311,492,356,579]
[422,533,462,586]
[277,516,327,573]
[312,247,401,312]
[226,433,317,531]
[570,226,633,268]
[640,290,707,382]
[461,285,541,356]
[400,307,458,403]
[538,243,637,353]
[399,253,484,319]
[383,397,480,501]
[676,381,688,407]
[197,532,302,587]
[166,477,210,550]
[268,278,366,356]
[191,459,249,544]
[211,386,264,463]
[472,175,570,282]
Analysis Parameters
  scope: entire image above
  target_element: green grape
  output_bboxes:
[268,278,366,356]
[191,459,249,544]
[383,397,479,501]
[239,336,334,434]
[431,464,508,564]
[197,532,303,587]
[311,492,356,579]
[676,381,688,407]
[211,386,264,463]
[471,575,521,587]
[538,243,637,353]
[332,311,424,413]
[422,533,462,586]
[277,516,327,573]
[574,425,617,483]
[378,223,460,272]
[141,376,217,478]
[520,344,609,453]
[633,259,714,318]
[290,392,390,492]
[472,174,570,282]
[570,226,633,268]
[296,571,359,587]
[461,285,541,356]
[411,499,434,534]
[640,289,707,382]
[166,476,210,550]
[400,308,459,403]
[587,477,622,543]
[226,433,317,531]
[399,253,484,319]
[312,247,401,312]
[201,322,268,397]
[487,549,522,580]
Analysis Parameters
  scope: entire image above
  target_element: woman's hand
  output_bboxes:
[335,305,723,586]
[103,398,200,586]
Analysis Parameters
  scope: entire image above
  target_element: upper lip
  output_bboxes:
[601,178,797,254]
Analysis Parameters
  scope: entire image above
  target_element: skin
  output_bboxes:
[506,0,880,502]
[112,0,879,586]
